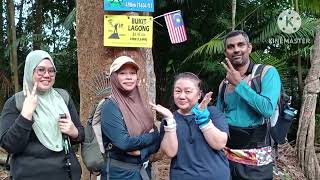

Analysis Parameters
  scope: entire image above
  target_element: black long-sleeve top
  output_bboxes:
[0,95,84,180]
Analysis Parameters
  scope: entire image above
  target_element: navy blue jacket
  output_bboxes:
[101,99,160,180]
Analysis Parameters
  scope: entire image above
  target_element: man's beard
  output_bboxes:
[231,56,249,68]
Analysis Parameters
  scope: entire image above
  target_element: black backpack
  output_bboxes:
[219,64,297,145]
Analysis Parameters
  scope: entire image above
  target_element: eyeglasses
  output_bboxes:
[34,67,56,77]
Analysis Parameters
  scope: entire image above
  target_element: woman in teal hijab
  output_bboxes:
[0,50,84,180]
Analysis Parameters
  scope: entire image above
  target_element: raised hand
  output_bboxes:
[198,91,213,110]
[58,113,79,139]
[149,102,173,119]
[192,91,213,129]
[220,58,242,86]
[21,82,38,120]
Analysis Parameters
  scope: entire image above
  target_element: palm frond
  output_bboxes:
[63,8,76,31]
[253,18,319,44]
[252,21,281,44]
[250,50,293,90]
[183,38,224,63]
[250,50,287,74]
[201,60,225,75]
[300,0,320,15]
[183,31,225,64]
[282,45,313,60]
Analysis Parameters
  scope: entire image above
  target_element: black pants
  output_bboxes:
[229,160,273,180]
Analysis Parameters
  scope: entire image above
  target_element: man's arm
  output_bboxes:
[234,67,281,117]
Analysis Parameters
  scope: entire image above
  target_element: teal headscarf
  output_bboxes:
[23,50,70,152]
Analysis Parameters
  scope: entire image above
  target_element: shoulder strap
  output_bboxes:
[88,97,111,125]
[91,98,108,125]
[90,96,113,154]
[219,81,228,112]
[14,91,25,112]
[54,88,70,105]
[251,64,265,94]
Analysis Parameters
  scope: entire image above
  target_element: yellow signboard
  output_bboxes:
[104,15,153,48]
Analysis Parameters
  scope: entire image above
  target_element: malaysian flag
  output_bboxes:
[164,10,187,44]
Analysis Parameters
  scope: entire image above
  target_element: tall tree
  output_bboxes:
[296,25,320,179]
[32,0,43,50]
[7,0,19,92]
[16,0,24,34]
[231,0,236,30]
[76,1,156,179]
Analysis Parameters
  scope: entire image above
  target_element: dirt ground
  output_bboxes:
[274,143,307,180]
[0,143,312,180]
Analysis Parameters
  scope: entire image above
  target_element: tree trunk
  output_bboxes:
[76,1,156,179]
[296,26,320,180]
[32,0,43,50]
[297,54,303,94]
[16,0,24,36]
[7,0,19,93]
[51,8,56,52]
[231,0,236,30]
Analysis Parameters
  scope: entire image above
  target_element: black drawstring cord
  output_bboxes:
[63,134,72,180]
[181,116,194,144]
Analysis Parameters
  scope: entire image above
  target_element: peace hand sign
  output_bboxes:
[21,82,38,120]
[220,58,242,86]
[198,91,213,110]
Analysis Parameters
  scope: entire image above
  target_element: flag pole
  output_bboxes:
[153,19,164,27]
[153,10,181,20]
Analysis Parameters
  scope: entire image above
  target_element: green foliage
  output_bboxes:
[0,0,78,110]
[184,37,224,63]
[250,51,287,72]
[300,0,320,15]
[63,8,76,31]
[249,50,293,90]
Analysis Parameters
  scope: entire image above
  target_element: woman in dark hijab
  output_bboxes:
[100,56,160,180]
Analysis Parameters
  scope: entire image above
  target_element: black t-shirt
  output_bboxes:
[160,106,230,180]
